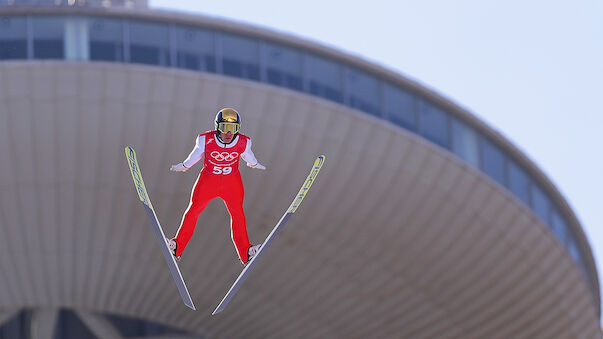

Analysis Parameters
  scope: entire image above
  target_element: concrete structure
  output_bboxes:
[0,2,600,338]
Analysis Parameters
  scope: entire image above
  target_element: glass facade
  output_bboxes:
[480,137,507,187]
[264,42,303,91]
[0,13,593,294]
[32,16,64,59]
[508,160,531,206]
[347,67,380,116]
[531,184,551,224]
[451,118,479,168]
[0,16,27,59]
[174,25,215,72]
[383,83,416,130]
[306,53,343,103]
[221,33,259,80]
[551,209,568,244]
[128,20,170,66]
[88,17,123,61]
[419,100,450,149]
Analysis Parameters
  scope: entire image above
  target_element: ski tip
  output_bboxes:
[212,300,229,315]
[183,295,196,310]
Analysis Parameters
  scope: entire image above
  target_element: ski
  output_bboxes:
[212,155,326,315]
[124,147,196,310]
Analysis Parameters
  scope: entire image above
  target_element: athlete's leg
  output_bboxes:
[174,172,216,256]
[221,174,251,262]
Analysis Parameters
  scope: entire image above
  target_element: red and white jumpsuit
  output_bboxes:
[173,131,260,263]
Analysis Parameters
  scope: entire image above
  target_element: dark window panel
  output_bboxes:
[267,68,303,91]
[309,81,343,103]
[285,74,303,90]
[0,16,27,59]
[530,184,551,224]
[177,52,201,70]
[566,232,582,265]
[551,210,568,245]
[264,42,303,91]
[90,41,123,62]
[34,40,64,59]
[264,42,302,74]
[419,101,450,149]
[267,69,283,85]
[245,64,260,80]
[223,58,242,77]
[130,45,168,65]
[89,17,123,62]
[204,55,216,72]
[306,54,343,102]
[347,68,380,117]
[480,137,507,187]
[222,58,259,80]
[383,84,416,131]
[32,16,64,60]
[221,33,260,80]
[174,25,215,72]
[451,118,479,168]
[508,160,531,206]
[129,20,170,66]
[0,40,27,59]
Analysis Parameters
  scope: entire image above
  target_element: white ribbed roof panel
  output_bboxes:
[0,62,599,338]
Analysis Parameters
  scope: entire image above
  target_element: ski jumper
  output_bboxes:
[173,131,259,263]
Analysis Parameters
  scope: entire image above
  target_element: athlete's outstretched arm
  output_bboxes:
[241,139,266,170]
[170,135,206,172]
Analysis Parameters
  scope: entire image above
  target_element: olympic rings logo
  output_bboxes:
[211,151,239,161]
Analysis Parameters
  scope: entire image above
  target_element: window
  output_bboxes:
[174,25,215,72]
[566,232,582,264]
[383,83,416,131]
[346,67,380,116]
[306,54,343,103]
[451,118,479,168]
[221,33,260,80]
[129,20,170,66]
[551,209,568,244]
[263,42,302,91]
[89,17,124,61]
[419,101,450,149]
[508,160,531,206]
[0,16,27,60]
[530,184,550,224]
[480,137,507,187]
[32,16,64,59]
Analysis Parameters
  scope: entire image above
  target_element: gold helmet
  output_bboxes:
[214,108,241,135]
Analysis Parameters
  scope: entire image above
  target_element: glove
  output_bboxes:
[170,163,189,172]
[247,162,266,170]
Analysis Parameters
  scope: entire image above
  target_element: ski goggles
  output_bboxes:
[218,122,240,134]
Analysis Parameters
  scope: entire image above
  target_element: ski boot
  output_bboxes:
[166,238,181,263]
[242,244,262,266]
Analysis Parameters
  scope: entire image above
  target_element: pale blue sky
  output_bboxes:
[151,0,603,318]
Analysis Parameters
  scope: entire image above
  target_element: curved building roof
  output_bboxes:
[0,4,599,338]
